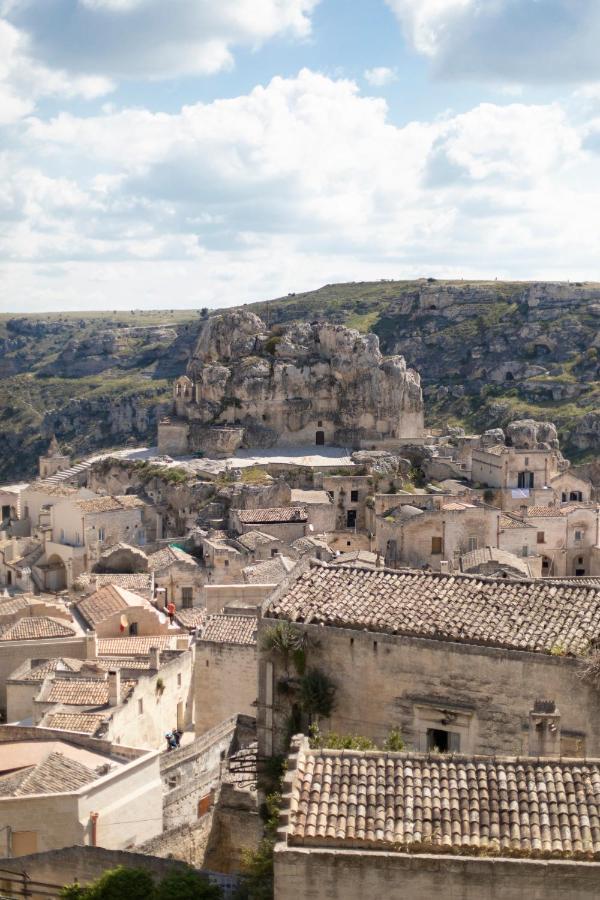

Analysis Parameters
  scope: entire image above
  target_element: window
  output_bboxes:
[177,673,182,687]
[431,536,443,555]
[181,587,193,608]
[522,546,529,557]
[467,536,477,552]
[537,531,545,544]
[427,728,460,752]
[138,699,143,716]
[578,556,584,565]
[346,510,357,528]
[570,491,583,502]
[223,559,229,567]
[350,490,359,503]
[575,530,583,543]
[524,457,529,467]
[129,622,138,636]
[271,548,279,557]
[98,527,105,542]
[518,471,534,489]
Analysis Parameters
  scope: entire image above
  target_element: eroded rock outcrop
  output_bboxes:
[159,311,424,456]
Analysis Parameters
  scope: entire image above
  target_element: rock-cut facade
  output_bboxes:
[158,311,424,457]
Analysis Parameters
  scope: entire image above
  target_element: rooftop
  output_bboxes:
[175,607,207,630]
[236,530,281,551]
[76,584,148,628]
[526,505,578,518]
[75,495,147,513]
[75,572,153,593]
[43,677,136,706]
[199,614,257,646]
[499,514,534,530]
[286,742,600,857]
[39,712,108,736]
[243,555,296,584]
[238,506,307,525]
[97,635,180,655]
[265,561,600,656]
[5,751,98,796]
[0,616,76,642]
[460,547,532,578]
[148,545,200,571]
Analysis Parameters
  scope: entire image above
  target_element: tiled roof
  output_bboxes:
[499,515,533,530]
[27,483,80,496]
[148,545,200,571]
[236,530,280,551]
[0,595,32,616]
[76,572,153,593]
[93,656,151,671]
[0,617,76,642]
[76,495,146,513]
[76,585,146,627]
[460,547,531,578]
[243,556,296,584]
[238,506,307,524]
[41,712,107,735]
[288,745,600,857]
[98,635,178,655]
[292,536,332,555]
[13,752,97,796]
[526,506,575,518]
[330,550,378,569]
[200,614,257,646]
[18,658,86,683]
[266,562,600,656]
[44,678,135,706]
[175,607,207,629]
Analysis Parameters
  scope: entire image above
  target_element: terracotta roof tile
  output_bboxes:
[175,607,207,629]
[148,545,200,571]
[200,614,257,646]
[76,585,146,627]
[41,712,107,735]
[0,617,76,642]
[98,635,178,655]
[76,573,153,593]
[236,530,280,551]
[267,562,600,656]
[44,678,135,706]
[75,495,146,513]
[499,515,533,529]
[238,506,307,524]
[242,556,296,584]
[288,747,600,857]
[13,752,97,796]
[18,658,86,683]
[526,506,574,518]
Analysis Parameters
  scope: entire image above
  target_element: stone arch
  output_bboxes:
[505,371,514,382]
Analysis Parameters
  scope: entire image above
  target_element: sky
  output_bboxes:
[2,0,600,312]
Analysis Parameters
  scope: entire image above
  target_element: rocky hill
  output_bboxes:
[1,280,598,481]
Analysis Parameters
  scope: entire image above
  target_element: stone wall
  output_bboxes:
[202,784,261,874]
[274,847,600,900]
[258,620,600,758]
[195,642,258,736]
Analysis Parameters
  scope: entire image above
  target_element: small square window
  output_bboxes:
[575,530,583,542]
[271,548,279,557]
[181,587,193,607]
[224,559,229,567]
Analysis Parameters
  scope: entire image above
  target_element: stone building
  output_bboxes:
[195,614,258,737]
[74,584,181,638]
[230,506,310,543]
[158,311,424,456]
[274,736,600,900]
[0,725,161,857]
[258,561,600,759]
[520,504,600,577]
[38,437,70,481]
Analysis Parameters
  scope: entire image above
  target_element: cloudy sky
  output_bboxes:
[1,0,600,311]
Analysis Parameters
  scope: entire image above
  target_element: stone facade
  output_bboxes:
[158,311,424,456]
[195,637,258,737]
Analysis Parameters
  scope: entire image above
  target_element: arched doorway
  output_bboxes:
[315,431,325,446]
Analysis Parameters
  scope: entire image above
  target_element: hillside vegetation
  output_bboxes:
[1,280,599,481]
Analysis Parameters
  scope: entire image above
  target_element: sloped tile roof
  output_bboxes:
[266,562,600,656]
[460,547,531,578]
[526,506,575,518]
[288,746,600,857]
[148,545,200,571]
[238,506,307,524]
[98,635,178,655]
[499,515,533,530]
[175,607,207,629]
[76,572,153,593]
[199,614,257,646]
[45,678,135,706]
[76,585,146,627]
[242,556,296,584]
[18,658,86,683]
[0,595,32,616]
[0,617,76,642]
[41,712,107,735]
[13,751,97,796]
[236,530,280,551]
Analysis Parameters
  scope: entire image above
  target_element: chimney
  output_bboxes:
[528,699,561,757]
[107,669,121,707]
[85,631,98,660]
[149,647,161,670]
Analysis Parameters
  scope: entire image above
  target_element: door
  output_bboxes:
[315,430,325,446]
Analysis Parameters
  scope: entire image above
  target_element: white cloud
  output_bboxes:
[363,66,397,87]
[3,0,319,80]
[2,69,600,309]
[385,0,600,83]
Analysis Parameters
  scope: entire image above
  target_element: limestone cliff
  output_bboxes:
[159,311,424,455]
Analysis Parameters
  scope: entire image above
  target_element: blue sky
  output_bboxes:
[1,0,600,311]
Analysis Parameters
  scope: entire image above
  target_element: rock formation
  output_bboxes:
[159,311,424,456]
